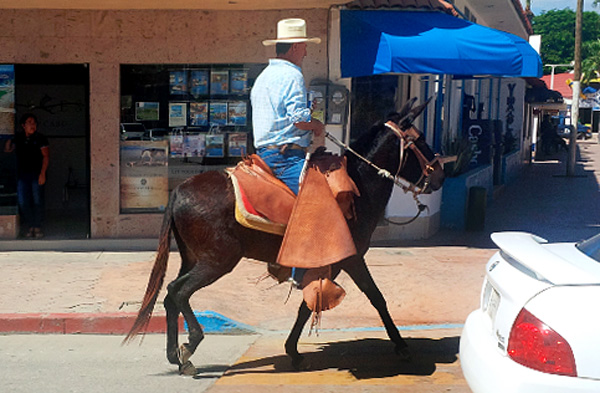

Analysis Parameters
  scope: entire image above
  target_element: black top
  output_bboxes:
[14,131,49,176]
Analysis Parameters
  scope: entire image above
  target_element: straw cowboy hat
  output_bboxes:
[262,18,321,46]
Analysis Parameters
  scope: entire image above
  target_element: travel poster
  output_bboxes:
[227,101,247,126]
[189,102,208,126]
[230,70,248,94]
[209,102,227,126]
[120,140,169,211]
[182,134,206,158]
[227,133,247,157]
[0,64,15,135]
[169,70,188,95]
[169,102,187,127]
[210,70,229,95]
[205,134,225,157]
[189,70,209,97]
[170,132,184,157]
[135,102,159,121]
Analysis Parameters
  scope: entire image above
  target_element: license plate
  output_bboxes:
[486,286,500,323]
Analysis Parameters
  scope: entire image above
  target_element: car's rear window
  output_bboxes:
[576,233,600,262]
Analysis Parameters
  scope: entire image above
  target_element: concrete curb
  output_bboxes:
[0,311,256,335]
[0,312,183,335]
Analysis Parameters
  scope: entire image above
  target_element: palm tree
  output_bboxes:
[582,39,600,84]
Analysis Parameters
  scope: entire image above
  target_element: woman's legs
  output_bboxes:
[17,174,44,237]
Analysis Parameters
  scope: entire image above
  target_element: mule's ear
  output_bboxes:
[400,97,433,129]
[397,97,417,120]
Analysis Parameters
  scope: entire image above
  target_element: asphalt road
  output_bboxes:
[0,334,257,393]
[0,330,469,393]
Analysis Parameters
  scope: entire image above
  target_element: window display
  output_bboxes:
[120,63,265,213]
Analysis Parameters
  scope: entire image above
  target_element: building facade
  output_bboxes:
[0,0,537,240]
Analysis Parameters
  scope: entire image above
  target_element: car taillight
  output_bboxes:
[507,308,577,377]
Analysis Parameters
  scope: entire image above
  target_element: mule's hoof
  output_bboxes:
[178,344,193,364]
[395,345,412,362]
[179,361,196,376]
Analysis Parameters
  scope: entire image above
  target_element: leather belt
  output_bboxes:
[262,143,307,154]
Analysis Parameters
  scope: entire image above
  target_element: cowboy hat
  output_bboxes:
[262,18,321,46]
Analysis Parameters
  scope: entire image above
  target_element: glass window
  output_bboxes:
[119,63,265,214]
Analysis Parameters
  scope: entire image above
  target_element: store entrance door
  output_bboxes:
[15,64,90,239]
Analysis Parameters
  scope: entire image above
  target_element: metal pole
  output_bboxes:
[567,0,583,176]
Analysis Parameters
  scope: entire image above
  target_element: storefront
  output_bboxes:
[0,1,540,241]
[0,8,330,239]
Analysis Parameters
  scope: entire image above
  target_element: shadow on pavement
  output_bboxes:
[218,336,458,380]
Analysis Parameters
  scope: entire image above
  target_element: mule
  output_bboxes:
[124,98,445,374]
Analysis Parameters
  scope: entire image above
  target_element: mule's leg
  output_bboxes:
[285,301,312,370]
[343,258,410,359]
[167,272,206,375]
[164,293,181,365]
[164,272,192,366]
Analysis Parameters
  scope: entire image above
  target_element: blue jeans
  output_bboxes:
[257,147,306,195]
[17,173,44,229]
[257,147,307,285]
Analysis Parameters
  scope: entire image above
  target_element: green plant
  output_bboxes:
[443,137,474,177]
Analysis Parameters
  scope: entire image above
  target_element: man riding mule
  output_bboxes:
[124,18,446,376]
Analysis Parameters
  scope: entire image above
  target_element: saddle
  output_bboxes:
[227,152,360,316]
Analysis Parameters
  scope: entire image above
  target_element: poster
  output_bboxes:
[169,70,188,95]
[227,101,247,126]
[183,134,206,158]
[209,102,227,126]
[169,102,187,127]
[228,133,247,157]
[210,70,229,95]
[205,134,225,157]
[230,70,248,94]
[189,102,208,126]
[170,132,184,157]
[135,102,159,121]
[120,140,169,211]
[0,65,15,135]
[189,70,209,97]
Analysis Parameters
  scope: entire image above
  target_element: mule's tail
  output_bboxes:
[123,195,174,343]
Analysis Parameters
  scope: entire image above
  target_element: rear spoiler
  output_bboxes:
[491,232,600,285]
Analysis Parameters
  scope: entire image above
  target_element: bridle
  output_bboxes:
[324,119,441,225]
[383,120,442,193]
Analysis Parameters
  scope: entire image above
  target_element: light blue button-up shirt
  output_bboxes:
[251,59,312,149]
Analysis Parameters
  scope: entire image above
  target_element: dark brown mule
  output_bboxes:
[124,98,445,374]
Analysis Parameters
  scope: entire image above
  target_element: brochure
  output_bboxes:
[169,102,187,127]
[209,102,228,126]
[135,102,160,121]
[227,133,247,157]
[169,70,188,95]
[210,70,229,95]
[227,101,247,126]
[189,70,209,97]
[205,134,225,157]
[230,70,248,94]
[183,133,206,158]
[189,102,208,126]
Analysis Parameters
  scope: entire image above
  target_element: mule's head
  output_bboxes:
[385,102,445,194]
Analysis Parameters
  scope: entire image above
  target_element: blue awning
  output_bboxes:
[340,10,542,78]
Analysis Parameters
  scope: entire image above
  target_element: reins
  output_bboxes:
[324,120,437,226]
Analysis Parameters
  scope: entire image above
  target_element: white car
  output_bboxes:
[460,231,600,392]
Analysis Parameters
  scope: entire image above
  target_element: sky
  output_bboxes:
[522,0,600,14]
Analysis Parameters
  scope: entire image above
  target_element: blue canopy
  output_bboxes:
[340,10,543,78]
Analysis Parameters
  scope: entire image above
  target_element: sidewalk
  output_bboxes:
[1,141,599,334]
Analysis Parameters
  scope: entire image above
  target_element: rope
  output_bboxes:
[324,132,424,194]
[324,131,430,226]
